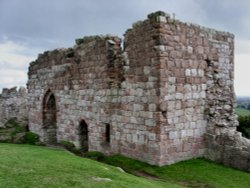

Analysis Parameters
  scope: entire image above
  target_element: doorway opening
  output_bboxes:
[43,90,57,144]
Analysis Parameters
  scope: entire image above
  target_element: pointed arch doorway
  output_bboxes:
[43,90,57,144]
[79,120,88,152]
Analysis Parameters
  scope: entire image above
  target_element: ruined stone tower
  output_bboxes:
[27,11,249,170]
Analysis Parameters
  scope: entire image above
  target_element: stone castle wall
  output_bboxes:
[7,11,248,170]
[0,87,28,128]
[27,36,123,150]
[151,13,209,164]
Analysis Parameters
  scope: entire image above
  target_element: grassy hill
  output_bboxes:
[0,144,250,188]
[102,155,250,188]
[236,107,250,116]
[0,144,180,188]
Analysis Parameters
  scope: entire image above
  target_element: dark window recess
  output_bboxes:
[205,58,213,67]
[79,120,88,152]
[105,124,111,143]
[43,90,57,144]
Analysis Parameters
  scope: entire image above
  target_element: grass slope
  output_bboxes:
[103,155,250,188]
[1,144,250,188]
[0,144,180,188]
[236,107,250,116]
[152,159,250,188]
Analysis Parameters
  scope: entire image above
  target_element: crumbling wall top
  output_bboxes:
[29,34,121,72]
[125,11,234,40]
[74,35,121,46]
[0,87,27,99]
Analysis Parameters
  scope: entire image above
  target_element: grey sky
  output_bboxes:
[0,0,250,95]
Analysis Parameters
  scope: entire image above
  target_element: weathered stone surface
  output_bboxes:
[12,132,26,144]
[0,87,28,128]
[0,11,248,170]
[0,134,12,142]
[205,132,250,171]
[26,12,249,169]
[0,117,28,143]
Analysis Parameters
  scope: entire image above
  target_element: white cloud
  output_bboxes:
[235,38,250,55]
[0,69,27,87]
[0,40,39,91]
[0,40,35,69]
[234,38,250,96]
[235,54,250,96]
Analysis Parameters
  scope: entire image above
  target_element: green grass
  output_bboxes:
[155,159,250,188]
[102,155,250,188]
[236,107,250,116]
[1,144,250,188]
[0,144,180,188]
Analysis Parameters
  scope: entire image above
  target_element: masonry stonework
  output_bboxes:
[2,11,246,170]
[0,87,28,128]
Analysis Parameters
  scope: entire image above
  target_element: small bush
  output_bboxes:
[104,154,154,174]
[237,115,250,139]
[60,140,82,156]
[60,140,75,150]
[84,151,106,161]
[0,118,35,144]
[23,132,39,145]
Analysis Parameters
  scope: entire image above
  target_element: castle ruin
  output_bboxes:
[1,11,249,171]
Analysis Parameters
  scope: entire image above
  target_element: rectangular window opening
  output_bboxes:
[105,124,111,143]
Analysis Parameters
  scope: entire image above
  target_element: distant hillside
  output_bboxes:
[236,96,250,110]
[236,107,250,116]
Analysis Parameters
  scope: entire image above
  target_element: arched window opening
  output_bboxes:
[43,90,57,144]
[46,94,56,110]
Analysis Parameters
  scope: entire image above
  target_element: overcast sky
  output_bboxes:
[1,0,250,96]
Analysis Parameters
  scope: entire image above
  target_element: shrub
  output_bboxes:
[60,140,75,150]
[0,118,33,144]
[84,151,106,161]
[23,132,39,145]
[237,115,250,139]
[60,140,82,156]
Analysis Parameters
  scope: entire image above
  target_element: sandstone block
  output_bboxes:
[169,131,178,139]
[145,119,156,127]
